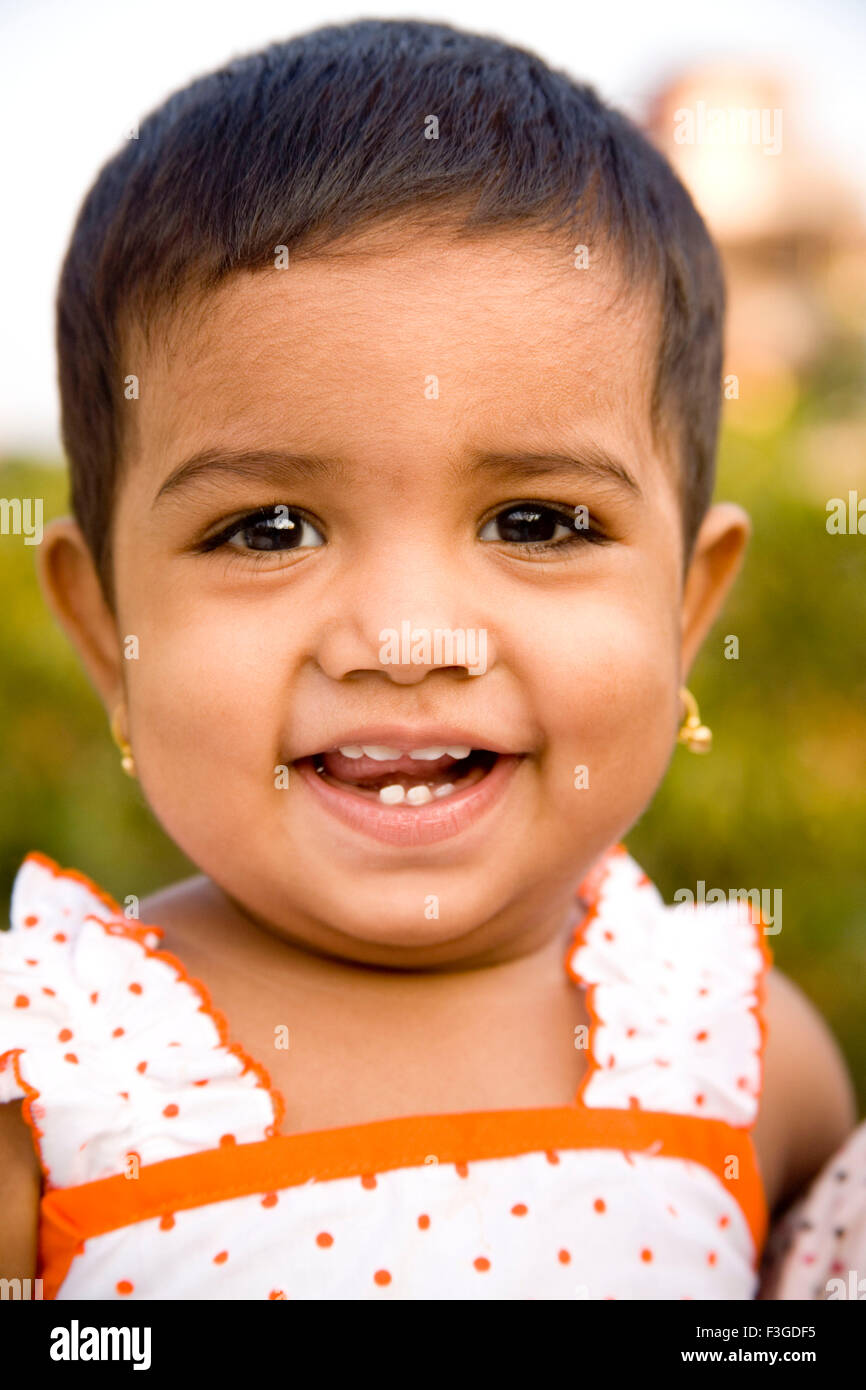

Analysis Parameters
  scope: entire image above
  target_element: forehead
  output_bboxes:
[123,228,668,489]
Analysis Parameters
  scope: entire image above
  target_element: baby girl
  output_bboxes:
[0,18,857,1299]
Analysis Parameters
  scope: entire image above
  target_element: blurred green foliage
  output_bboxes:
[1,372,864,1108]
[0,460,195,908]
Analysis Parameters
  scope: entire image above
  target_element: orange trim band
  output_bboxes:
[40,1104,766,1299]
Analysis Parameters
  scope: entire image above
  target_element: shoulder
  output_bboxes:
[138,873,226,961]
[754,966,858,1213]
[139,872,215,925]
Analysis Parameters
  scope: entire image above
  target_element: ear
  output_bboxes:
[37,517,124,712]
[680,502,750,678]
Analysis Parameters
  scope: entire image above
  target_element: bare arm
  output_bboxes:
[753,967,858,1215]
[0,1101,41,1280]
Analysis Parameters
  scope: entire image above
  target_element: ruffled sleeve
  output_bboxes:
[567,846,772,1127]
[1,852,283,1189]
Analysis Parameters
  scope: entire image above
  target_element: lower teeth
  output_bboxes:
[309,752,496,804]
[379,782,456,806]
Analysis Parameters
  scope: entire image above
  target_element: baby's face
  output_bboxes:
[101,230,718,964]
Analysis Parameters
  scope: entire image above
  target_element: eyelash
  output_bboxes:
[198,505,324,554]
[197,501,610,559]
[479,502,609,553]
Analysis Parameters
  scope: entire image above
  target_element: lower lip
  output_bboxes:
[294,754,523,846]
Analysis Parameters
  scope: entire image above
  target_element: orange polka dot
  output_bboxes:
[24,914,39,926]
[269,1290,286,1300]
[112,1027,125,1038]
[159,1214,175,1231]
[163,1104,179,1118]
[718,1214,730,1228]
[698,987,709,996]
[511,1203,528,1216]
[594,1198,606,1213]
[667,1205,678,1217]
[58,1028,73,1042]
[129,983,143,995]
[261,1193,278,1208]
[213,1251,228,1264]
[628,1095,641,1109]
[603,929,615,941]
[53,932,67,943]
[455,1162,469,1178]
[316,1232,333,1247]
[64,1053,78,1065]
[361,1174,377,1189]
[219,1133,236,1146]
[558,1249,571,1264]
[194,1079,209,1087]
[607,1053,616,1068]
[14,995,29,1008]
[25,959,38,967]
[626,1027,637,1037]
[695,1093,705,1106]
[474,1257,490,1272]
[90,992,98,1004]
[417,1214,430,1230]
[118,1091,129,1100]
[373,1269,391,1286]
[641,1248,653,1262]
[42,987,55,996]
[708,1251,717,1266]
[736,1076,749,1089]
[545,1150,560,1165]
[116,1280,134,1295]
[695,1030,709,1042]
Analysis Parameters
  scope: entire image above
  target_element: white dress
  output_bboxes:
[0,844,771,1299]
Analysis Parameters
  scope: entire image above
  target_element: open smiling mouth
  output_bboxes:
[291,741,524,846]
[297,745,500,805]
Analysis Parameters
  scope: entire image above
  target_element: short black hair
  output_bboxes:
[56,17,725,598]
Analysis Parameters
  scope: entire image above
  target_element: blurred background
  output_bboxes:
[1,1,864,1106]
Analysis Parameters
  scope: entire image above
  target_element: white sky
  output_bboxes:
[1,0,864,453]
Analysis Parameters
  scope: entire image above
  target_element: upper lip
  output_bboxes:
[292,726,522,760]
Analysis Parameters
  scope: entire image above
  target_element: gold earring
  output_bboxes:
[109,706,137,778]
[677,687,712,754]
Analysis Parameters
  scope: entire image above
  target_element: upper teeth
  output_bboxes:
[338,744,472,761]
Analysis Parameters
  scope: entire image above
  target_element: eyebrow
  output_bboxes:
[154,448,346,504]
[153,442,643,504]
[460,447,643,497]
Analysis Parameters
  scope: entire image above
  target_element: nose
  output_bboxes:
[314,548,493,684]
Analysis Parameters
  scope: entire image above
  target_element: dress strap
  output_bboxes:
[0,852,282,1189]
[567,845,773,1126]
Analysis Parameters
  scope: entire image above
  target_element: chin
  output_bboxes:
[299,887,513,965]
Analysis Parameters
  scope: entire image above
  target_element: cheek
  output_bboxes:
[525,589,681,791]
[120,603,282,837]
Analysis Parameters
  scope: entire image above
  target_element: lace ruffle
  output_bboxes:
[0,852,283,1188]
[568,847,771,1126]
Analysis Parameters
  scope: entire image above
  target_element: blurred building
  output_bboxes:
[643,64,866,475]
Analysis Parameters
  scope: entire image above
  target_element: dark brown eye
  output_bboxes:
[206,506,325,552]
[480,504,575,545]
